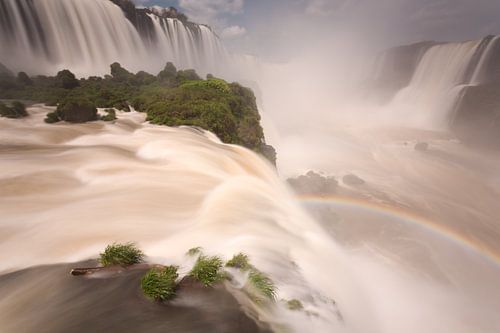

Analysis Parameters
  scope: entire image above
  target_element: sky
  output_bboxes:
[134,0,500,59]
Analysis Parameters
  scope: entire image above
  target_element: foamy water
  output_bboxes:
[0,106,499,333]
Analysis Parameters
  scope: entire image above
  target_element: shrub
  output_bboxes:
[101,108,117,121]
[141,266,179,301]
[247,269,277,301]
[99,242,144,267]
[0,101,28,118]
[56,69,79,89]
[57,96,97,123]
[190,255,224,286]
[17,72,33,86]
[186,247,203,257]
[286,299,303,311]
[226,253,251,271]
[44,111,60,123]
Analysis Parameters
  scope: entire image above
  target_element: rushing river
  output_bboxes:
[1,105,499,332]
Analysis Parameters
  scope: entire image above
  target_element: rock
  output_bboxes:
[414,142,429,151]
[0,261,272,333]
[287,171,338,195]
[342,174,365,186]
[260,143,277,165]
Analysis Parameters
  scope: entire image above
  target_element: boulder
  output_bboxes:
[287,171,338,195]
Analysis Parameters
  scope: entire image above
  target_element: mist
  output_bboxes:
[1,0,500,332]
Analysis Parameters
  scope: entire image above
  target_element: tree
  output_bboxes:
[110,62,133,82]
[17,72,33,86]
[56,69,79,89]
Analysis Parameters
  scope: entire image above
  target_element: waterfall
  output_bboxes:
[0,0,227,77]
[386,36,500,128]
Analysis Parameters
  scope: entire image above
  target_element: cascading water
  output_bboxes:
[1,106,499,333]
[386,36,500,128]
[0,0,227,77]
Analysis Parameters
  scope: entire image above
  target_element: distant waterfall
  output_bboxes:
[384,36,500,128]
[0,0,228,77]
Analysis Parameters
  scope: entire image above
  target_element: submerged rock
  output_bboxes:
[414,142,429,151]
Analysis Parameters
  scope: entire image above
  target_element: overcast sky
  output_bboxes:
[135,0,500,58]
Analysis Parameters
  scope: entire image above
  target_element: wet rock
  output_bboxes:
[287,171,338,195]
[0,261,272,333]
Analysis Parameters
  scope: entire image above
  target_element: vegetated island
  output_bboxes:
[0,62,276,164]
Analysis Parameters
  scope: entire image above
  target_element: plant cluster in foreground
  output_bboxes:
[189,255,225,286]
[226,252,277,302]
[141,266,179,301]
[94,243,280,305]
[99,242,144,267]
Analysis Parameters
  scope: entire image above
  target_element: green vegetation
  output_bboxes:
[99,242,145,267]
[0,62,275,162]
[0,101,28,118]
[44,111,59,124]
[286,299,304,311]
[141,266,179,301]
[190,255,225,286]
[247,269,277,302]
[55,96,98,123]
[101,108,117,121]
[225,252,277,302]
[186,247,203,257]
[91,244,279,305]
[226,252,251,270]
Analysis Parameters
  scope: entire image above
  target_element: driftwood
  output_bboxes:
[70,267,103,276]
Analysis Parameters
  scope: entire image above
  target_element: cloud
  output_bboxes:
[178,0,244,23]
[304,0,350,16]
[220,25,247,39]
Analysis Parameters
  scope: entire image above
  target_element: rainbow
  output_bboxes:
[299,194,500,266]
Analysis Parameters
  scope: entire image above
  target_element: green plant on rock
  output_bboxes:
[226,252,251,271]
[247,269,277,302]
[99,242,144,267]
[189,255,224,286]
[141,265,179,301]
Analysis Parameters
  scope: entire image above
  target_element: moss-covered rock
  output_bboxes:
[0,101,28,118]
[56,96,98,123]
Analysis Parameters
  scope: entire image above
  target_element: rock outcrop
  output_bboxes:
[0,261,273,333]
[287,171,338,195]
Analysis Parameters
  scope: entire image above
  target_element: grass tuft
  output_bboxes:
[99,242,144,267]
[141,266,179,301]
[247,269,277,301]
[225,252,251,271]
[190,255,224,286]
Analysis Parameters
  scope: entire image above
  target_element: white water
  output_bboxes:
[0,0,227,76]
[386,38,498,128]
[1,107,499,333]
